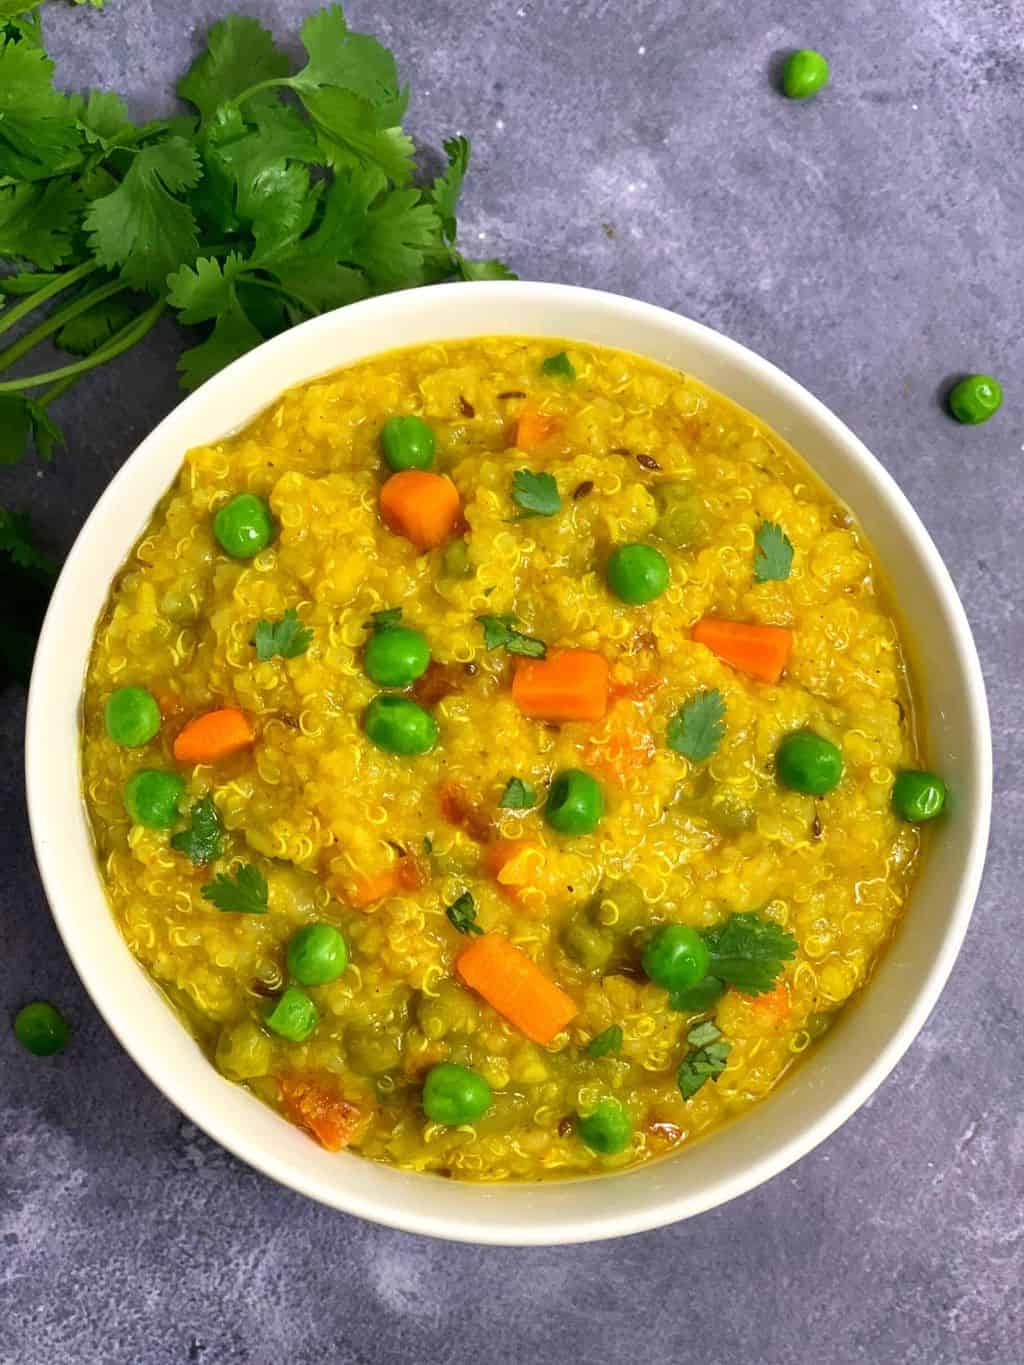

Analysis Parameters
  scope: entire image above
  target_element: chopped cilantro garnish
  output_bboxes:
[445,892,482,936]
[586,1024,623,1058]
[511,468,561,519]
[253,607,312,661]
[201,863,268,914]
[540,351,575,381]
[754,521,794,583]
[476,614,547,659]
[678,1037,731,1100]
[422,834,433,854]
[499,777,536,810]
[170,795,223,866]
[702,911,797,996]
[364,607,403,632]
[667,689,726,762]
[686,1019,723,1049]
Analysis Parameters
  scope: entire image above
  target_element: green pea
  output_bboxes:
[653,483,704,550]
[123,769,185,828]
[104,686,161,748]
[422,1062,492,1125]
[606,543,670,605]
[364,625,430,688]
[381,415,436,471]
[892,770,947,823]
[948,375,1002,425]
[441,539,473,579]
[782,49,830,99]
[265,986,318,1042]
[561,915,614,972]
[642,924,711,992]
[776,730,844,796]
[13,1001,69,1056]
[364,696,438,755]
[545,768,604,836]
[286,923,348,986]
[213,493,275,559]
[577,1097,633,1155]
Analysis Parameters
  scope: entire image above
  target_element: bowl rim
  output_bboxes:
[25,281,992,1244]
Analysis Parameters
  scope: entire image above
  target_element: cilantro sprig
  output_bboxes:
[0,5,514,462]
[201,863,268,914]
[511,468,561,519]
[170,795,223,866]
[253,607,312,661]
[476,614,547,659]
[667,689,726,762]
[753,521,794,583]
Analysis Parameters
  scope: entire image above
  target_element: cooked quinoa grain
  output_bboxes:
[82,337,927,1179]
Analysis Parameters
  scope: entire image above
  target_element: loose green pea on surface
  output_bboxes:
[364,695,438,754]
[286,923,349,986]
[606,543,670,605]
[13,1001,70,1056]
[577,1097,633,1154]
[123,769,185,828]
[776,730,844,796]
[380,415,436,471]
[104,686,161,747]
[213,493,275,559]
[782,48,830,99]
[545,768,604,835]
[892,770,947,822]
[422,1062,492,1125]
[947,374,1002,425]
[266,986,318,1042]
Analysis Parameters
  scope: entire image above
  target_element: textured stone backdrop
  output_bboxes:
[2,2,1021,1362]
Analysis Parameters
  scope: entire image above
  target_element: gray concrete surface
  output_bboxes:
[2,2,1022,1362]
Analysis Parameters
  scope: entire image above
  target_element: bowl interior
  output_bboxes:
[26,283,991,1244]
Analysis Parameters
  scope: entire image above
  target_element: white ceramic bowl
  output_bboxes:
[26,283,991,1244]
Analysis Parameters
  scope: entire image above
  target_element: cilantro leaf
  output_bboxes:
[678,1038,731,1099]
[347,185,441,290]
[201,863,268,914]
[458,256,517,281]
[541,351,575,381]
[754,521,794,583]
[74,90,131,149]
[476,614,547,659]
[364,607,402,632]
[252,607,312,661]
[668,977,726,1013]
[0,503,55,685]
[586,1024,623,1058]
[295,4,408,123]
[0,39,82,181]
[177,15,290,122]
[0,395,63,464]
[0,179,82,269]
[56,294,139,356]
[499,776,536,810]
[170,795,223,866]
[667,689,726,763]
[429,135,469,245]
[445,891,483,936]
[300,87,415,187]
[702,911,797,996]
[176,298,263,391]
[85,138,201,291]
[167,253,248,325]
[511,469,561,519]
[686,1020,723,1049]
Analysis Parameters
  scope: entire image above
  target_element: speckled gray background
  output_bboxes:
[2,1,1022,1361]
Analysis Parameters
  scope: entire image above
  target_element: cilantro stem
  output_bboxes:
[0,300,165,393]
[37,375,80,408]
[239,276,312,315]
[228,77,295,110]
[0,280,129,376]
[0,261,99,342]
